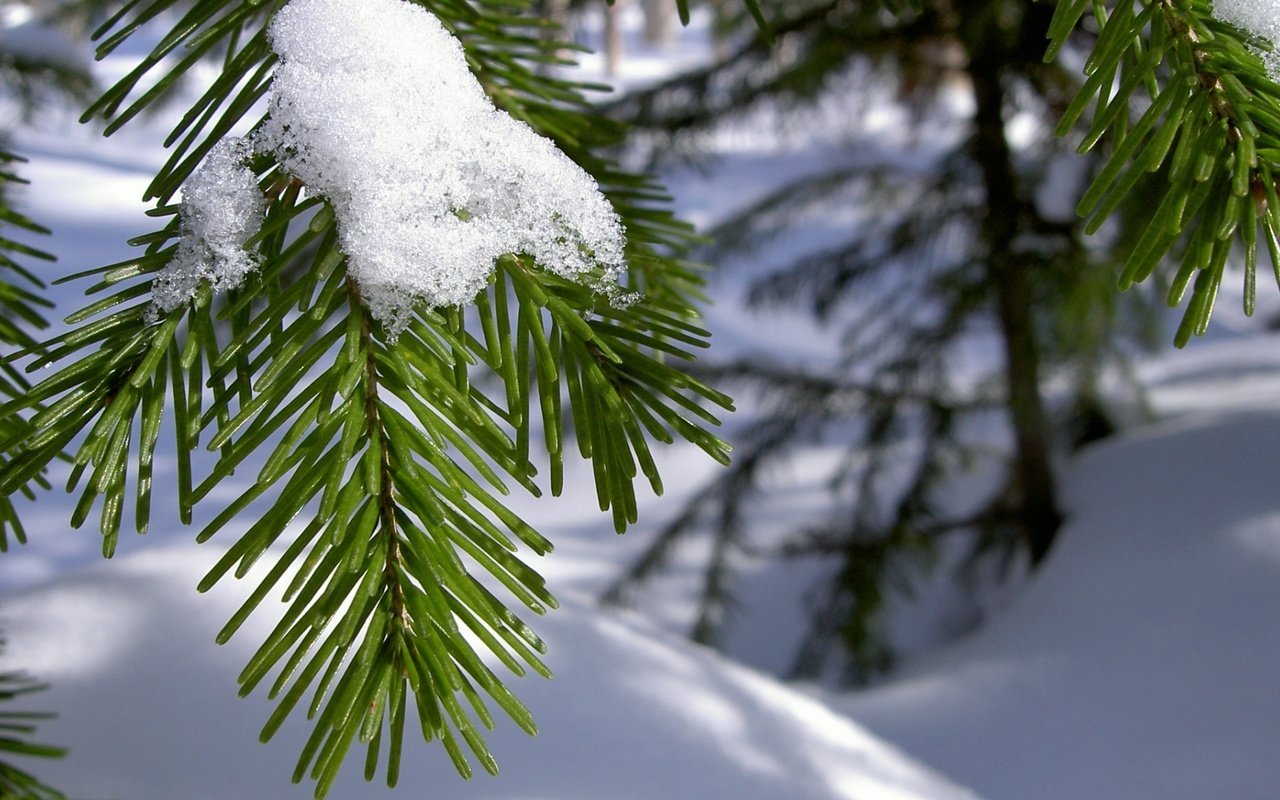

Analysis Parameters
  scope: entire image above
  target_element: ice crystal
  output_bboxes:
[1213,1,1280,80]
[152,138,264,313]
[154,0,627,332]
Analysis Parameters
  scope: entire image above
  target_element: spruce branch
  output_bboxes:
[1050,0,1280,345]
[0,1,732,794]
[607,1,938,155]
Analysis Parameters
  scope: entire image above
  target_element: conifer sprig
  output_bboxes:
[1049,0,1280,345]
[0,0,731,794]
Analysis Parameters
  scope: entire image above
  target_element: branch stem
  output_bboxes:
[347,276,407,629]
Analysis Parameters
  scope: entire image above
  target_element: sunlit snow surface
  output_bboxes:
[0,546,978,800]
[839,407,1280,800]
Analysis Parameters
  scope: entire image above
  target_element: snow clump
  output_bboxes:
[154,0,628,333]
[152,138,264,311]
[1213,1,1280,80]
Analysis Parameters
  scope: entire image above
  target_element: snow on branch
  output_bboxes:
[152,138,264,307]
[153,0,628,333]
[1213,0,1280,79]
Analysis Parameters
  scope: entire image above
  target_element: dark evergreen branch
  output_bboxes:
[0,17,91,548]
[600,413,799,616]
[1051,0,1280,344]
[0,18,94,123]
[688,358,999,412]
[604,0,1172,678]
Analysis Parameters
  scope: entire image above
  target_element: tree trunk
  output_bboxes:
[961,2,1062,565]
[640,0,674,46]
[604,0,623,76]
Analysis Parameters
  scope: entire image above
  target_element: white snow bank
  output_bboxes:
[0,544,980,800]
[153,0,627,332]
[838,410,1280,800]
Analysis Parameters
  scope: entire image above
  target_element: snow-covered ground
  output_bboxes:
[0,544,980,800]
[3,4,1280,800]
[839,382,1280,800]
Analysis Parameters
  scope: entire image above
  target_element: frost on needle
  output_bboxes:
[153,0,628,333]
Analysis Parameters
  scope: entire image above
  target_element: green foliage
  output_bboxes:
[0,0,729,795]
[0,22,89,798]
[1050,2,1280,346]
[4,0,1273,788]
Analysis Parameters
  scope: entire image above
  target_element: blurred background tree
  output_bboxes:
[602,0,1167,681]
[0,638,65,800]
[535,0,681,74]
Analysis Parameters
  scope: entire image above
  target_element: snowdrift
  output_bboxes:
[842,409,1280,800]
[0,544,979,800]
